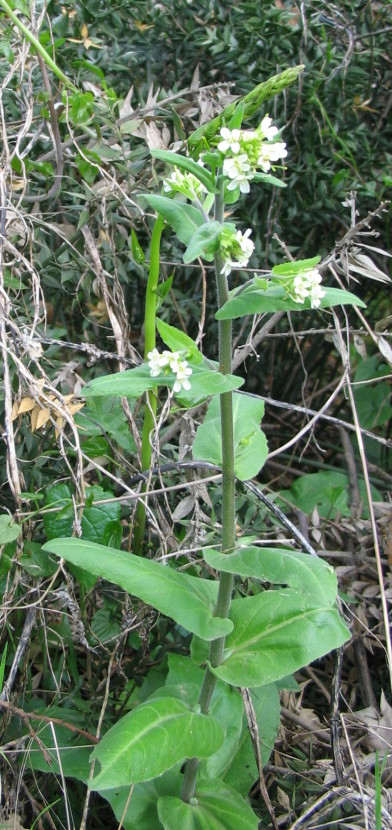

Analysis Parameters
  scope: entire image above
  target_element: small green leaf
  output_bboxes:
[102,520,123,549]
[90,697,224,789]
[156,319,202,363]
[0,515,21,544]
[252,172,287,188]
[151,149,218,194]
[211,591,351,688]
[158,780,258,830]
[272,256,321,276]
[131,228,145,264]
[70,91,94,124]
[19,541,58,578]
[193,394,267,480]
[216,284,366,319]
[144,195,204,246]
[183,221,222,264]
[76,397,136,453]
[91,607,122,643]
[41,538,233,641]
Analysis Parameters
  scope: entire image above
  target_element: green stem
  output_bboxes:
[133,215,165,555]
[181,179,236,802]
[0,0,77,91]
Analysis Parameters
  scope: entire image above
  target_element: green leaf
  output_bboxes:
[0,515,21,544]
[76,397,137,453]
[158,780,258,830]
[183,221,222,264]
[203,546,338,605]
[252,172,287,188]
[278,471,382,521]
[83,363,243,401]
[25,714,91,781]
[156,319,202,364]
[102,520,123,549]
[144,195,204,246]
[272,256,321,276]
[201,685,244,781]
[151,150,218,194]
[70,91,94,124]
[100,773,182,830]
[90,697,224,789]
[216,284,366,320]
[131,228,145,264]
[211,590,351,688]
[43,484,120,544]
[164,653,244,780]
[224,685,280,796]
[193,394,268,480]
[41,538,233,641]
[19,541,58,578]
[91,607,122,643]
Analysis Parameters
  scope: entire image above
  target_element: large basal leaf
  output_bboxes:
[83,363,243,401]
[155,654,244,782]
[216,284,366,320]
[211,590,350,688]
[143,195,204,246]
[100,773,182,830]
[41,539,233,641]
[193,393,268,480]
[158,780,258,830]
[203,546,338,605]
[224,685,280,797]
[89,697,224,789]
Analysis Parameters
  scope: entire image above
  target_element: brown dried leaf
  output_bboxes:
[35,407,52,430]
[14,396,37,416]
[355,691,392,752]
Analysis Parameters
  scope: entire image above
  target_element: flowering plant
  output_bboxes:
[45,67,364,830]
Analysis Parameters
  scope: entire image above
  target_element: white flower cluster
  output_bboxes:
[163,162,207,201]
[217,116,288,193]
[219,227,254,277]
[147,348,192,393]
[285,268,326,308]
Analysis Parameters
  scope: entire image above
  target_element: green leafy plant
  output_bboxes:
[40,69,363,829]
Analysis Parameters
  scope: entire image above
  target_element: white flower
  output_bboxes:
[173,360,193,393]
[258,115,279,142]
[147,349,192,392]
[218,127,242,155]
[219,226,254,276]
[236,228,254,259]
[257,141,288,172]
[223,154,253,193]
[285,268,326,308]
[147,348,170,376]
